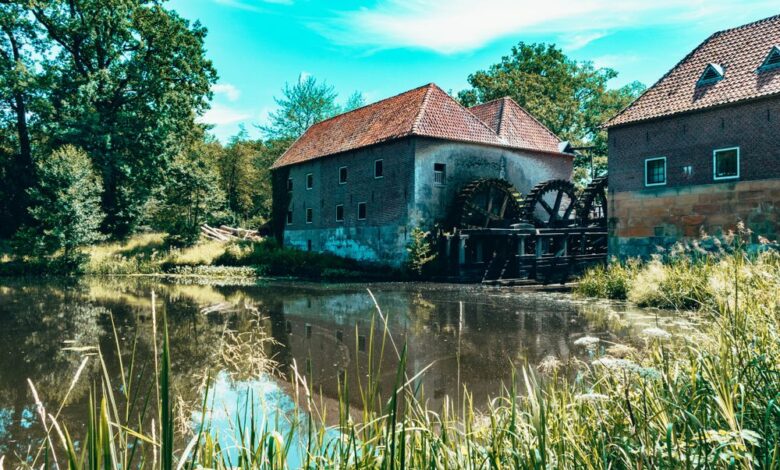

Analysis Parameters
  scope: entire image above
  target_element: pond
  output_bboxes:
[0,277,689,460]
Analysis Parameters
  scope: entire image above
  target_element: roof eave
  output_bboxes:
[604,91,780,130]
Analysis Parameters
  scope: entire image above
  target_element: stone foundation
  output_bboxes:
[610,179,780,258]
[284,225,409,266]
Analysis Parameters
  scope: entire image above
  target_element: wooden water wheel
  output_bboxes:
[577,177,608,228]
[521,179,579,228]
[453,179,524,229]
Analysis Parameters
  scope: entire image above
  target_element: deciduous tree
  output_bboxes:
[458,42,644,181]
[14,145,104,266]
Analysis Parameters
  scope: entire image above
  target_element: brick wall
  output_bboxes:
[608,96,780,193]
[608,96,780,258]
[610,180,780,257]
[278,138,416,264]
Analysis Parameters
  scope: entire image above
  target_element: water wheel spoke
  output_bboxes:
[562,202,575,220]
[551,191,564,217]
[498,194,509,218]
[538,198,554,216]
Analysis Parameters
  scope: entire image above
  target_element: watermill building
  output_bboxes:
[606,15,780,257]
[270,83,575,266]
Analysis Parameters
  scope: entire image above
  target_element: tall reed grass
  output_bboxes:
[9,251,780,468]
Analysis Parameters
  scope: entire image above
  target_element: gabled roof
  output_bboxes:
[606,14,780,128]
[271,83,567,169]
[469,97,562,153]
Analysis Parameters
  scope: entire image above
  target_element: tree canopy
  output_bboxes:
[260,75,365,141]
[458,42,644,179]
[0,0,217,238]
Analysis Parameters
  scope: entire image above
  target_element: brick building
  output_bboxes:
[606,15,780,258]
[270,83,573,266]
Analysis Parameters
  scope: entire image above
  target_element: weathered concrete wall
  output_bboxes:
[411,137,573,228]
[282,138,416,266]
[610,179,780,257]
[280,137,573,265]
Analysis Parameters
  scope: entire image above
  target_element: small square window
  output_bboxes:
[286,178,293,192]
[374,159,384,178]
[357,202,367,220]
[335,204,344,222]
[645,157,666,186]
[306,207,313,224]
[306,173,313,189]
[286,210,293,224]
[713,147,739,180]
[434,163,446,185]
[339,167,348,184]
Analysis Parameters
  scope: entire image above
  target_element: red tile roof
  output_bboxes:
[469,97,562,152]
[271,83,566,169]
[607,14,780,128]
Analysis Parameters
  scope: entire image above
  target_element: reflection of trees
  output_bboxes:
[0,277,669,459]
[0,281,104,455]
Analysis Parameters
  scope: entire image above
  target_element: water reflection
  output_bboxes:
[0,278,680,457]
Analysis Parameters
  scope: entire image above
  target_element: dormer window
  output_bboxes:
[759,45,780,72]
[697,63,724,86]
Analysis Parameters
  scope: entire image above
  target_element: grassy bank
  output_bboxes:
[0,233,397,280]
[10,250,780,468]
[576,246,780,311]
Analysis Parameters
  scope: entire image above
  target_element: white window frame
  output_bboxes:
[374,159,384,179]
[357,202,367,220]
[306,173,313,190]
[713,146,740,181]
[433,163,446,186]
[335,204,344,222]
[339,166,348,185]
[305,207,313,224]
[644,157,667,187]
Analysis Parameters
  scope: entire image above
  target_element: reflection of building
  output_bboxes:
[606,15,780,257]
[269,286,585,410]
[271,83,573,266]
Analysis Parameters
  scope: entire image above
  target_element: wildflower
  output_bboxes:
[591,356,662,380]
[575,393,609,403]
[537,355,563,374]
[641,327,672,340]
[574,336,601,348]
[592,357,636,370]
[606,343,637,358]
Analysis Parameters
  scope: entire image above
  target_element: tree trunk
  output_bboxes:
[1,26,35,236]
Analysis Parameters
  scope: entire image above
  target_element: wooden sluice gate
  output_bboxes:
[438,226,607,284]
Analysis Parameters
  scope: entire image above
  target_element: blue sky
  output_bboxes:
[167,0,780,142]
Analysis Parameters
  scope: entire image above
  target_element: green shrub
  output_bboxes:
[406,227,437,276]
[576,259,637,300]
[13,145,105,270]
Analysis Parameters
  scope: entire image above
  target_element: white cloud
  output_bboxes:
[562,32,607,51]
[198,103,253,125]
[214,0,291,12]
[315,0,773,54]
[212,83,241,102]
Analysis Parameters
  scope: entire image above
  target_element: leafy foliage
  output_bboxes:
[152,138,225,247]
[0,0,217,238]
[458,42,644,182]
[14,145,104,266]
[406,228,437,276]
[260,75,340,141]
